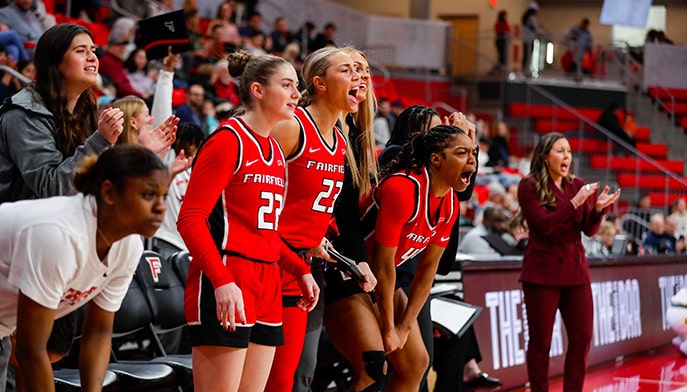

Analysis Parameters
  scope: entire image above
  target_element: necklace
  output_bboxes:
[97,226,112,249]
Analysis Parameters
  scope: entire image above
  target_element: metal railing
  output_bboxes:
[0,66,31,86]
[516,82,687,211]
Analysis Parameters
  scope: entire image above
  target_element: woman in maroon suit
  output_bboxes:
[517,132,620,392]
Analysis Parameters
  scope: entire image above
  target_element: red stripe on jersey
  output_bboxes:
[362,167,457,267]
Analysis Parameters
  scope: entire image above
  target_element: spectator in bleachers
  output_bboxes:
[16,58,34,81]
[0,43,20,100]
[182,8,210,71]
[309,22,337,52]
[487,121,510,169]
[147,0,174,17]
[99,18,143,98]
[124,48,155,98]
[563,18,593,76]
[110,95,180,160]
[204,23,234,61]
[243,30,269,56]
[153,122,206,260]
[458,205,518,256]
[583,220,615,257]
[182,0,198,13]
[270,16,291,55]
[596,102,636,151]
[492,10,510,74]
[0,27,29,65]
[373,97,391,149]
[0,23,124,203]
[206,0,241,48]
[281,42,304,85]
[202,99,220,134]
[520,2,543,75]
[515,148,532,176]
[665,218,686,254]
[624,193,653,242]
[641,213,675,254]
[0,0,46,57]
[238,11,262,41]
[174,82,205,127]
[212,59,239,108]
[294,21,316,56]
[385,99,402,129]
[669,198,687,240]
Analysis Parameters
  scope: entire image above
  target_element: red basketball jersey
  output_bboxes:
[210,117,287,261]
[361,167,457,267]
[279,107,347,249]
[182,117,288,324]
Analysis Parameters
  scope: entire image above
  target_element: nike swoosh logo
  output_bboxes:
[440,236,451,242]
[309,147,320,153]
[246,159,259,167]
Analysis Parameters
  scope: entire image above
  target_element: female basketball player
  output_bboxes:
[265,46,377,392]
[177,50,319,392]
[327,125,477,392]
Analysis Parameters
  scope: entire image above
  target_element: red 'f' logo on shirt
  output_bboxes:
[147,257,162,282]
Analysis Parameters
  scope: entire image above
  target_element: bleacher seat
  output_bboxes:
[649,192,685,207]
[588,156,684,175]
[647,87,687,102]
[508,103,602,121]
[634,126,651,142]
[534,119,589,133]
[616,173,687,191]
[567,138,609,154]
[636,142,668,159]
[662,101,687,116]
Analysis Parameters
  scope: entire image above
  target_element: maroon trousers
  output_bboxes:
[522,283,593,392]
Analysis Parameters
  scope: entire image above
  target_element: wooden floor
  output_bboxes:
[506,344,687,392]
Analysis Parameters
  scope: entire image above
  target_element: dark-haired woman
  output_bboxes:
[518,132,620,391]
[0,144,169,391]
[177,50,319,392]
[0,23,124,203]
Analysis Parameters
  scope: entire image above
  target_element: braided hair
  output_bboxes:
[381,124,466,177]
[386,105,439,147]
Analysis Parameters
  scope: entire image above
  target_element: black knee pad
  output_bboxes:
[362,350,386,385]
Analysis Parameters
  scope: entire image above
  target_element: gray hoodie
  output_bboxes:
[0,87,111,202]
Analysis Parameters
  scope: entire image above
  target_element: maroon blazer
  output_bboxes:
[517,176,604,286]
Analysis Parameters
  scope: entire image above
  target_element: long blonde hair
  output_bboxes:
[339,47,378,196]
[111,95,147,145]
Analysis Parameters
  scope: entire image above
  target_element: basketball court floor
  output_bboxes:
[510,344,687,392]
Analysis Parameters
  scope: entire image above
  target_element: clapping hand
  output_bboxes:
[595,185,621,212]
[139,115,180,155]
[97,107,124,144]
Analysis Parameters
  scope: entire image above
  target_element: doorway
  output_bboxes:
[440,15,479,77]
